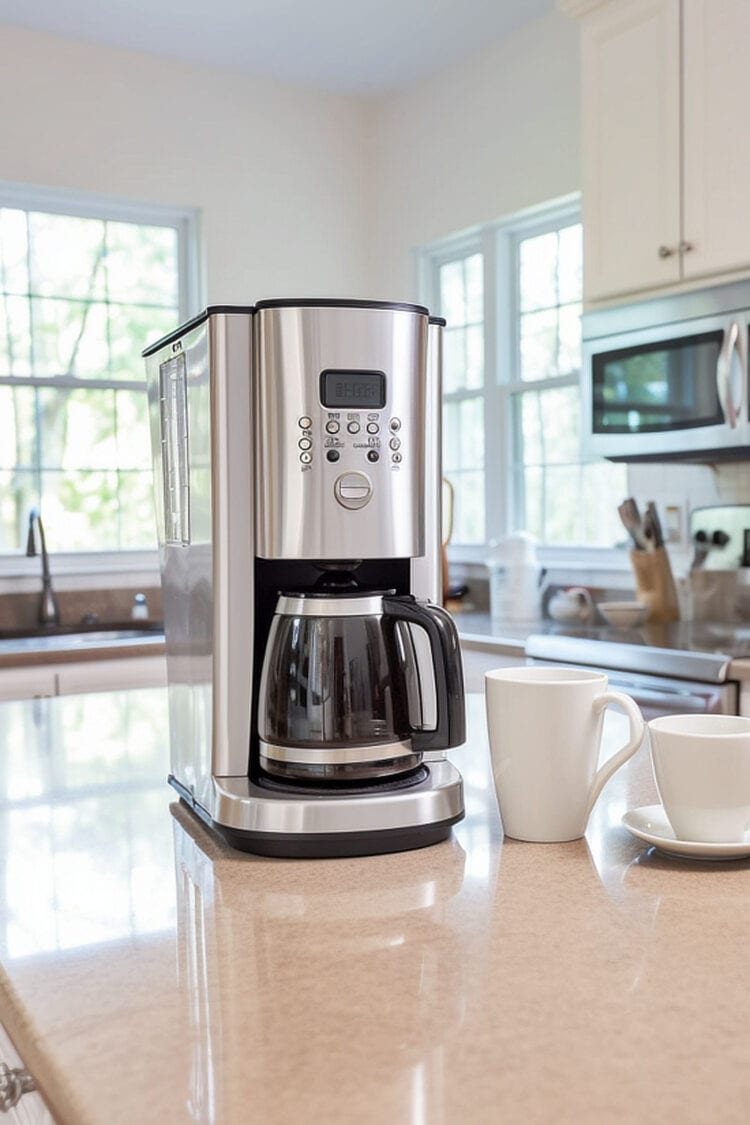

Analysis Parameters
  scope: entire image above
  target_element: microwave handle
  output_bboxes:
[716,320,741,428]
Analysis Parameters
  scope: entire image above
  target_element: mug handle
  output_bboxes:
[585,691,645,818]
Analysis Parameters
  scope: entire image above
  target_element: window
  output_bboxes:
[440,253,485,544]
[421,200,626,553]
[0,186,198,557]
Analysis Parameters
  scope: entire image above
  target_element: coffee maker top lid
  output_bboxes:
[254,297,429,316]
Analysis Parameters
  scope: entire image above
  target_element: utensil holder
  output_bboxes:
[630,547,680,623]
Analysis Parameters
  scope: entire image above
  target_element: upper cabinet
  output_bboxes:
[682,0,750,280]
[564,0,750,304]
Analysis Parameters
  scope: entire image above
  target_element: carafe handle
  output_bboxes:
[382,595,466,752]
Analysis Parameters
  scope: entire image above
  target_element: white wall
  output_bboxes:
[367,10,581,297]
[0,25,373,304]
[0,15,580,306]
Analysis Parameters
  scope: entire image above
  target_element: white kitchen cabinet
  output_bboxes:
[571,0,750,303]
[461,645,526,693]
[681,0,750,280]
[55,655,166,696]
[580,0,681,301]
[0,667,56,702]
[0,1022,54,1124]
[0,655,166,702]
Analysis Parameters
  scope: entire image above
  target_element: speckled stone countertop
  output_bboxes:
[1,689,749,1124]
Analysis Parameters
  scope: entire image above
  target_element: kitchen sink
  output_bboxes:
[0,621,164,644]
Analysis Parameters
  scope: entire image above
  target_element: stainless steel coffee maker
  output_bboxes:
[144,299,466,857]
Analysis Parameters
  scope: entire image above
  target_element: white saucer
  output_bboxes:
[622,805,750,861]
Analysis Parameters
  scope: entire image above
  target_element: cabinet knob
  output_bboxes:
[679,240,694,254]
[0,1063,36,1112]
[657,245,676,258]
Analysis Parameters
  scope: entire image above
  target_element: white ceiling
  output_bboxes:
[0,0,555,94]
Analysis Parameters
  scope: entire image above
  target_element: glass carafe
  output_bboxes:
[258,592,465,783]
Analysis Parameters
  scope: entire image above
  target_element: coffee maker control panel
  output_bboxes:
[256,303,426,560]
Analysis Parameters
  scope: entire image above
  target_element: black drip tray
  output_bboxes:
[256,764,429,798]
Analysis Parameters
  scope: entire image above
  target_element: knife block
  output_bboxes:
[630,547,680,624]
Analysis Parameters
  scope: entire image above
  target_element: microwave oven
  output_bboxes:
[582,280,750,462]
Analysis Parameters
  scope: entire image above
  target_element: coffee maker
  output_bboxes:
[144,299,466,857]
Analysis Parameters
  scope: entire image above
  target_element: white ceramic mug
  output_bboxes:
[485,666,645,842]
[648,714,750,843]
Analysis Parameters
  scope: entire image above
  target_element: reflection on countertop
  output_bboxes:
[1,690,750,1125]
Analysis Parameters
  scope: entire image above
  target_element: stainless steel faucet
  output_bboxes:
[26,507,60,627]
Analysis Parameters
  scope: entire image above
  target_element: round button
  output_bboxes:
[390,418,401,431]
[298,438,312,451]
[347,422,360,435]
[300,451,312,465]
[389,436,401,451]
[326,449,340,463]
[367,450,379,463]
[326,420,340,434]
[298,416,312,429]
[334,471,372,510]
[366,423,379,435]
[392,452,402,464]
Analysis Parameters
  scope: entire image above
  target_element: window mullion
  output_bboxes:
[481,224,502,545]
[505,371,580,395]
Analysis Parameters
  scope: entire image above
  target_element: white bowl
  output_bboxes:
[598,600,648,628]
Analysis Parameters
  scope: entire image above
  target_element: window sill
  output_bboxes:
[448,543,634,572]
[448,544,638,591]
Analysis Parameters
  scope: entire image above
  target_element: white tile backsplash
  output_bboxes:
[628,461,750,549]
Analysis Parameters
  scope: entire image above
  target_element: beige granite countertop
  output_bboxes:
[1,689,749,1124]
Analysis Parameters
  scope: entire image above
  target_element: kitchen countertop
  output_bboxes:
[1,689,749,1124]
[457,610,750,680]
[0,627,165,667]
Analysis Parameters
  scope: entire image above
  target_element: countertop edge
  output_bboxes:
[0,640,166,669]
[0,965,93,1125]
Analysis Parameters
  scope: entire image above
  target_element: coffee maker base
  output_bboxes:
[169,760,465,859]
[206,817,461,859]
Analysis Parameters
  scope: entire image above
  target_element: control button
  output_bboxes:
[366,423,379,435]
[367,450,379,463]
[390,418,401,431]
[298,416,312,429]
[326,420,340,434]
[347,422,361,435]
[334,471,373,510]
[298,438,312,451]
[389,436,401,451]
[326,449,340,463]
[392,452,402,464]
[300,451,312,465]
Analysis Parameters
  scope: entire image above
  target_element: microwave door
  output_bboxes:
[583,310,749,461]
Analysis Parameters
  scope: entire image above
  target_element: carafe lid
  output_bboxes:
[275,591,395,617]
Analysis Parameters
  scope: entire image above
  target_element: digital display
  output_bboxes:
[320,369,386,409]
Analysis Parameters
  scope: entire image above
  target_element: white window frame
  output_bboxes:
[418,193,630,577]
[0,181,203,587]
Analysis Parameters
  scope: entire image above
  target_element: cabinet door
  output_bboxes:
[461,646,526,693]
[0,667,56,702]
[581,0,681,302]
[0,1022,55,1124]
[682,0,750,279]
[56,655,167,696]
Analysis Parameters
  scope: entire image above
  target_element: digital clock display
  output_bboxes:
[320,369,386,409]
